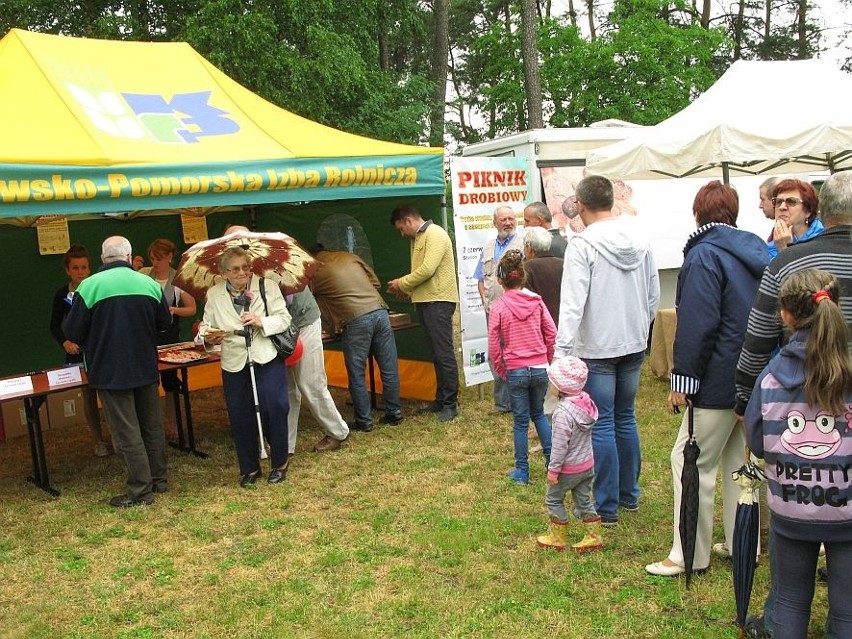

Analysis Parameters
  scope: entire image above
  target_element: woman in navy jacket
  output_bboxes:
[646,181,770,576]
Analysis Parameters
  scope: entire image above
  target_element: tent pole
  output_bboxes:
[440,193,448,230]
[722,163,730,185]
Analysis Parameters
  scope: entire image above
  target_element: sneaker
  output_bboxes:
[379,412,404,425]
[620,503,639,513]
[94,441,110,457]
[348,421,373,433]
[600,516,618,528]
[818,565,828,583]
[743,615,771,638]
[437,405,458,422]
[507,468,529,484]
[712,542,731,558]
[417,402,442,415]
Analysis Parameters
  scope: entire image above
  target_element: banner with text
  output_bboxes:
[450,156,531,386]
[0,155,444,217]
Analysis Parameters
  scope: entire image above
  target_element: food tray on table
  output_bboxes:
[158,343,209,364]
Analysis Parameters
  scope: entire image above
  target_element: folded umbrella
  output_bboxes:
[731,455,766,637]
[679,398,700,589]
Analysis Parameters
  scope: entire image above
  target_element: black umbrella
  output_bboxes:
[731,457,766,637]
[679,398,701,589]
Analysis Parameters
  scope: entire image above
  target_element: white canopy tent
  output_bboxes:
[586,59,852,181]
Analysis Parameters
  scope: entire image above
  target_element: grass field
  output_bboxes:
[0,364,831,638]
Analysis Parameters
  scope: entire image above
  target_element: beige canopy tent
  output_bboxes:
[586,59,852,182]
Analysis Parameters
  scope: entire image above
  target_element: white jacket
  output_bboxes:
[555,217,659,359]
[202,275,292,372]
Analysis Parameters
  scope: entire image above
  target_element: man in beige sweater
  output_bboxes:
[387,205,460,422]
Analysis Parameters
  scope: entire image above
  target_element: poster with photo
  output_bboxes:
[450,156,531,387]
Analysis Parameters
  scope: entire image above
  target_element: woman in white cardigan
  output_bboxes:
[202,247,292,487]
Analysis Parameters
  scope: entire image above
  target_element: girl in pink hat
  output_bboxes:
[537,355,602,552]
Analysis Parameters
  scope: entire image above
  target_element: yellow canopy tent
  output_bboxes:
[0,28,443,215]
[0,29,445,400]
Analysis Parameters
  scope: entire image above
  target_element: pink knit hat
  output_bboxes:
[548,356,588,395]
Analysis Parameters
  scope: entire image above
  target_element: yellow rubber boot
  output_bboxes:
[571,517,603,553]
[536,517,568,551]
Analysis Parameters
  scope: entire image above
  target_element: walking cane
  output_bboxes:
[235,296,268,460]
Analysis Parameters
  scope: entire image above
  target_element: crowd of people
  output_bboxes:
[50,170,852,639]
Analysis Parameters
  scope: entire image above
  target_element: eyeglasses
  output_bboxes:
[772,197,803,208]
[226,264,252,274]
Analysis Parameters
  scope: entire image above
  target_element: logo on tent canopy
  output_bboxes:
[66,83,240,144]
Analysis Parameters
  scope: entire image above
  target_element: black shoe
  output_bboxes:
[108,494,153,508]
[380,412,404,425]
[438,405,458,422]
[743,615,771,639]
[349,421,374,432]
[268,467,287,484]
[818,565,829,582]
[417,402,442,414]
[239,469,261,488]
[152,483,168,494]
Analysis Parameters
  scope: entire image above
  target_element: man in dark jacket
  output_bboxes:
[522,226,563,326]
[523,200,567,258]
[65,236,171,507]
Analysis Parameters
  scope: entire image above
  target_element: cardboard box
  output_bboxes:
[1,399,48,441]
[0,389,85,442]
[45,389,87,431]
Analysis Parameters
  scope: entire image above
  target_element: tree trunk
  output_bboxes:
[567,0,577,27]
[796,0,808,59]
[429,0,449,147]
[700,0,711,29]
[586,0,596,41]
[378,10,390,72]
[520,0,544,129]
[764,0,772,42]
[733,0,746,60]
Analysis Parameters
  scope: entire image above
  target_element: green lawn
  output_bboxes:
[0,364,830,638]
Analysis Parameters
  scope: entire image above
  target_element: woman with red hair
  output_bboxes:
[646,181,770,577]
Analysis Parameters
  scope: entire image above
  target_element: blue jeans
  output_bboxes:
[583,351,644,522]
[507,367,552,472]
[772,527,850,639]
[764,526,839,638]
[343,310,401,426]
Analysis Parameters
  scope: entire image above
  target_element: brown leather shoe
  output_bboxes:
[314,435,344,452]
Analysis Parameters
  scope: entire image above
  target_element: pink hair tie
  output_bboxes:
[813,290,831,304]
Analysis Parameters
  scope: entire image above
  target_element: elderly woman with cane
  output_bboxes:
[202,246,292,487]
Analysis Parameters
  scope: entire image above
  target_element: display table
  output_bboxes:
[158,351,220,458]
[0,369,88,496]
[650,308,677,380]
[0,351,218,497]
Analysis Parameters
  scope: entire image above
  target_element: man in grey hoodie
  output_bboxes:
[554,175,660,527]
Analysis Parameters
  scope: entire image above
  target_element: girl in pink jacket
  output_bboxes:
[488,249,556,484]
